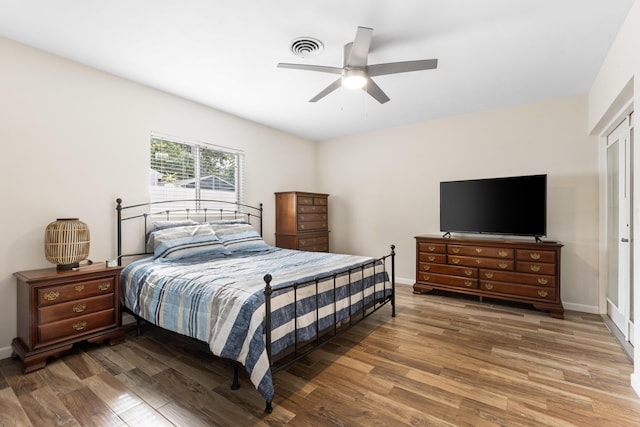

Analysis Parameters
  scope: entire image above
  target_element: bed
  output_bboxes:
[116,198,395,413]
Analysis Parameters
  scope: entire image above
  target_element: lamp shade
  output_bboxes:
[44,218,90,270]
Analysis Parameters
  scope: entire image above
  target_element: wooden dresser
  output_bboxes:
[414,235,564,318]
[12,263,125,372]
[275,191,329,252]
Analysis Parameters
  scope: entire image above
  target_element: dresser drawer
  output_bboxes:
[298,221,328,231]
[418,242,446,254]
[419,253,446,264]
[298,234,329,252]
[38,277,115,306]
[419,262,477,278]
[516,261,556,276]
[37,309,116,346]
[38,294,115,324]
[479,269,555,287]
[448,245,513,259]
[480,281,556,301]
[298,213,328,222]
[517,249,556,263]
[418,272,477,289]
[448,255,513,270]
[298,205,328,214]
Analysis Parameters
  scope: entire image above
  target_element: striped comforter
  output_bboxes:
[120,248,391,401]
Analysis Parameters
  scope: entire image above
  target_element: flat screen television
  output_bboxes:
[440,174,547,238]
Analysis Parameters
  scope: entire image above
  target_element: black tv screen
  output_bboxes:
[440,174,547,237]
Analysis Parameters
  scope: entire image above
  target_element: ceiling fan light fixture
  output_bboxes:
[342,69,367,89]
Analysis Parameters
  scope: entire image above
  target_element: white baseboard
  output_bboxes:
[0,345,13,360]
[563,302,600,314]
[632,373,640,398]
[395,277,413,286]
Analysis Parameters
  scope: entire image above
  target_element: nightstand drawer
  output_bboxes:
[37,309,116,345]
[38,293,115,324]
[38,277,115,306]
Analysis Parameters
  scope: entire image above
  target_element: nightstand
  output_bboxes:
[12,263,125,373]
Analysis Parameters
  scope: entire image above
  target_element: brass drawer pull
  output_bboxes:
[73,321,87,331]
[475,248,483,253]
[530,265,540,272]
[485,284,494,290]
[464,269,473,276]
[485,272,494,279]
[74,285,85,292]
[73,303,86,313]
[423,265,431,271]
[423,274,430,281]
[464,280,472,287]
[44,291,60,301]
[451,257,460,264]
[538,278,548,285]
[498,263,508,269]
[428,245,435,251]
[538,289,548,298]
[530,253,541,260]
[300,224,306,230]
[475,259,482,264]
[428,255,436,262]
[98,283,111,291]
[499,250,508,257]
[451,248,460,254]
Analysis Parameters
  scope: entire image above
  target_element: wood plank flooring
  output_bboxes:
[2,285,640,426]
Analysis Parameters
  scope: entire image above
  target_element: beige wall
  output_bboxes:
[316,95,599,313]
[0,36,316,358]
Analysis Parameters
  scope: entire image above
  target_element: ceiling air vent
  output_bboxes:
[290,37,324,58]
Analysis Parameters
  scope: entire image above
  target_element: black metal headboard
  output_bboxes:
[116,198,263,265]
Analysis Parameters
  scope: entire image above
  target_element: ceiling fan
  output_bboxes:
[277,26,438,104]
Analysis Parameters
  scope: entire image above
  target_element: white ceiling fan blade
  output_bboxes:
[367,59,438,77]
[346,26,373,68]
[277,63,343,74]
[309,78,343,102]
[365,78,390,104]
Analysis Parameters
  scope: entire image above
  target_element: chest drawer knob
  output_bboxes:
[499,251,508,257]
[73,303,86,313]
[538,289,548,298]
[498,262,508,269]
[423,274,430,281]
[530,265,541,272]
[73,320,87,331]
[451,257,460,264]
[428,245,435,251]
[475,259,482,265]
[98,283,111,291]
[485,272,494,279]
[428,255,435,262]
[475,248,483,253]
[530,253,541,260]
[464,280,473,287]
[485,283,494,290]
[464,269,473,276]
[451,248,460,254]
[74,285,85,292]
[43,291,60,301]
[423,265,431,271]
[538,278,548,285]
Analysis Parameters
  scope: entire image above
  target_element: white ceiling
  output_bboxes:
[0,1,634,141]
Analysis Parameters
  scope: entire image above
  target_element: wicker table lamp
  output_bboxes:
[44,218,90,270]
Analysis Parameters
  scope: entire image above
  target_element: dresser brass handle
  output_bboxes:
[475,259,482,264]
[98,283,111,291]
[530,265,540,272]
[464,280,472,287]
[423,274,430,281]
[300,224,305,229]
[498,263,508,269]
[424,265,431,271]
[530,253,541,260]
[452,248,460,254]
[44,291,60,301]
[74,285,85,292]
[73,321,87,331]
[451,257,460,264]
[485,284,494,290]
[428,255,435,262]
[485,272,494,279]
[538,278,548,285]
[428,245,435,251]
[499,250,508,257]
[538,289,548,297]
[72,304,86,313]
[475,248,483,253]
[464,269,473,276]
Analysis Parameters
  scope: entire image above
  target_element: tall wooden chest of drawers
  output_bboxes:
[12,263,125,372]
[275,191,329,252]
[414,235,564,318]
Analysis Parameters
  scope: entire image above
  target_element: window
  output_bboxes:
[149,133,244,210]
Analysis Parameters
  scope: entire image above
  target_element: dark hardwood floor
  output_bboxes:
[2,285,640,426]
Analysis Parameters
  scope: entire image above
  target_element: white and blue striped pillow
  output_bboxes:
[212,223,271,253]
[151,224,229,260]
